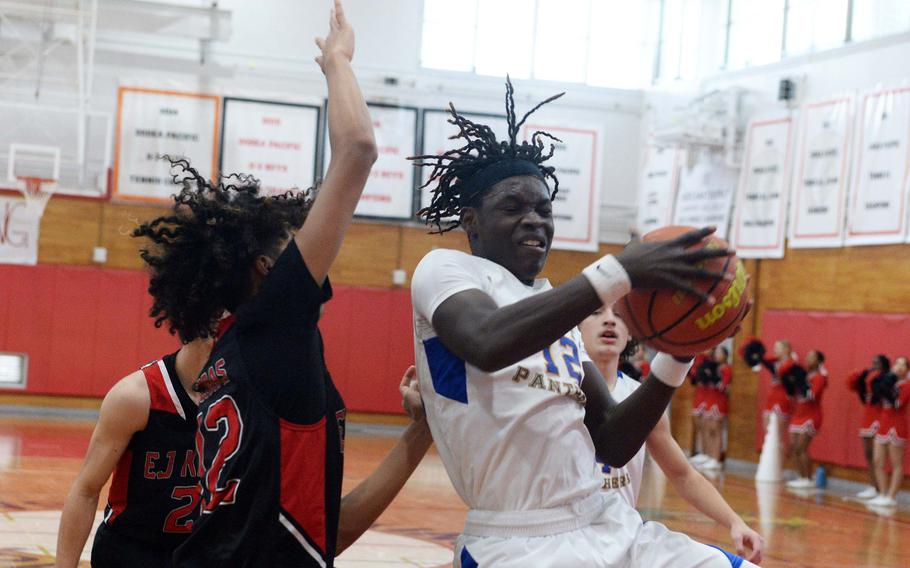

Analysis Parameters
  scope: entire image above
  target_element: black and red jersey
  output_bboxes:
[94,352,200,559]
[173,243,345,568]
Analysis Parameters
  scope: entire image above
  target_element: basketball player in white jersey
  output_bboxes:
[409,79,756,567]
[579,305,763,563]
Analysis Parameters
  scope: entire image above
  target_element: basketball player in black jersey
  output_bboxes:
[132,2,433,566]
[56,338,211,567]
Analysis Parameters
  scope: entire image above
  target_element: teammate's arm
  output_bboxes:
[432,227,730,372]
[56,373,150,568]
[295,0,377,285]
[646,415,763,563]
[336,368,432,552]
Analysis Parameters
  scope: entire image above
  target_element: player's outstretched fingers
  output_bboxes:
[664,265,731,282]
[665,275,716,304]
[670,225,716,246]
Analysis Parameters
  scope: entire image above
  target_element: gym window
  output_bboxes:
[0,353,27,389]
[419,0,662,89]
[724,0,910,71]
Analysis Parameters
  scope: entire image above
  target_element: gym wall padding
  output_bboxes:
[0,263,414,414]
[759,309,910,471]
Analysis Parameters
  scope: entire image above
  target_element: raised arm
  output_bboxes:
[432,227,730,372]
[56,373,149,568]
[646,415,764,563]
[295,0,378,285]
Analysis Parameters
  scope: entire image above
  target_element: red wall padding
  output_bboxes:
[759,310,910,471]
[0,264,411,414]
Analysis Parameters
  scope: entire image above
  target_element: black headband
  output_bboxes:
[457,158,546,206]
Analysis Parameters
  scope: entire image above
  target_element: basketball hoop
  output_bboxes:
[16,176,56,218]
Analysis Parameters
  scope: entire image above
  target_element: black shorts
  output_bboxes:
[91,524,174,567]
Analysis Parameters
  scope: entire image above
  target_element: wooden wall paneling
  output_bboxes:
[37,198,102,265]
[101,202,169,270]
[330,222,401,288]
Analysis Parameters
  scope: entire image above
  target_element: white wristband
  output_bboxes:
[650,353,694,388]
[581,255,631,306]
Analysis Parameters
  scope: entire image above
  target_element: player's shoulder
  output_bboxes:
[415,248,475,272]
[100,370,151,431]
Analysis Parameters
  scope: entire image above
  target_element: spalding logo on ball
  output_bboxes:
[614,225,750,357]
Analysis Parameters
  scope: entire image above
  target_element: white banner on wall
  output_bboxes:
[636,146,680,236]
[419,110,508,212]
[521,123,602,252]
[0,196,39,265]
[324,103,417,220]
[220,98,320,196]
[789,96,854,248]
[846,87,910,246]
[732,114,795,259]
[114,87,220,203]
[672,152,737,240]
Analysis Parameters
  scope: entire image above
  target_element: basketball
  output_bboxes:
[614,225,749,357]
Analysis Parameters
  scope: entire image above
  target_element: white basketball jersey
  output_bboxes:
[598,373,645,507]
[411,249,603,511]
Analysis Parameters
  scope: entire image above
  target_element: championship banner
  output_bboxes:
[0,196,39,265]
[113,87,220,203]
[521,123,602,252]
[732,114,795,259]
[636,146,680,235]
[220,98,320,196]
[672,153,737,240]
[789,96,854,248]
[419,109,508,212]
[846,86,910,246]
[324,103,417,220]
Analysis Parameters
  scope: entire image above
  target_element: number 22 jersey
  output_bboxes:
[93,351,199,560]
[411,249,603,512]
[173,243,345,568]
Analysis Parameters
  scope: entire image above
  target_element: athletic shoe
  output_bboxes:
[856,486,878,500]
[700,457,722,471]
[867,494,897,507]
[786,477,813,489]
[689,453,709,465]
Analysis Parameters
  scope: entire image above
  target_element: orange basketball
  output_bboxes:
[614,225,749,357]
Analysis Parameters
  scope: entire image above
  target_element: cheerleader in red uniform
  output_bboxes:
[869,356,909,507]
[700,346,732,471]
[786,350,827,489]
[848,354,889,500]
[688,352,711,466]
[742,338,796,462]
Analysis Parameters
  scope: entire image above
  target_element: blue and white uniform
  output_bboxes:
[411,249,752,568]
[599,373,645,507]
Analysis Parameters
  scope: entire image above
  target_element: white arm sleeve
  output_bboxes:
[411,249,486,321]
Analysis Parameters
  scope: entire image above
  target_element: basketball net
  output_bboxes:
[16,176,54,218]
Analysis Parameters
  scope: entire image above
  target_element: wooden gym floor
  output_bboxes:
[0,414,908,567]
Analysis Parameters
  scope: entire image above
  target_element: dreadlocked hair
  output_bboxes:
[410,76,565,233]
[133,156,314,343]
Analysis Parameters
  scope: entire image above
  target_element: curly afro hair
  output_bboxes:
[409,76,564,233]
[133,157,314,343]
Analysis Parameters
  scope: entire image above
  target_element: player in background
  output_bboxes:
[579,306,762,563]
[785,350,827,489]
[409,78,756,567]
[849,354,889,500]
[134,3,432,565]
[56,339,212,567]
[742,338,796,463]
[869,356,909,507]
